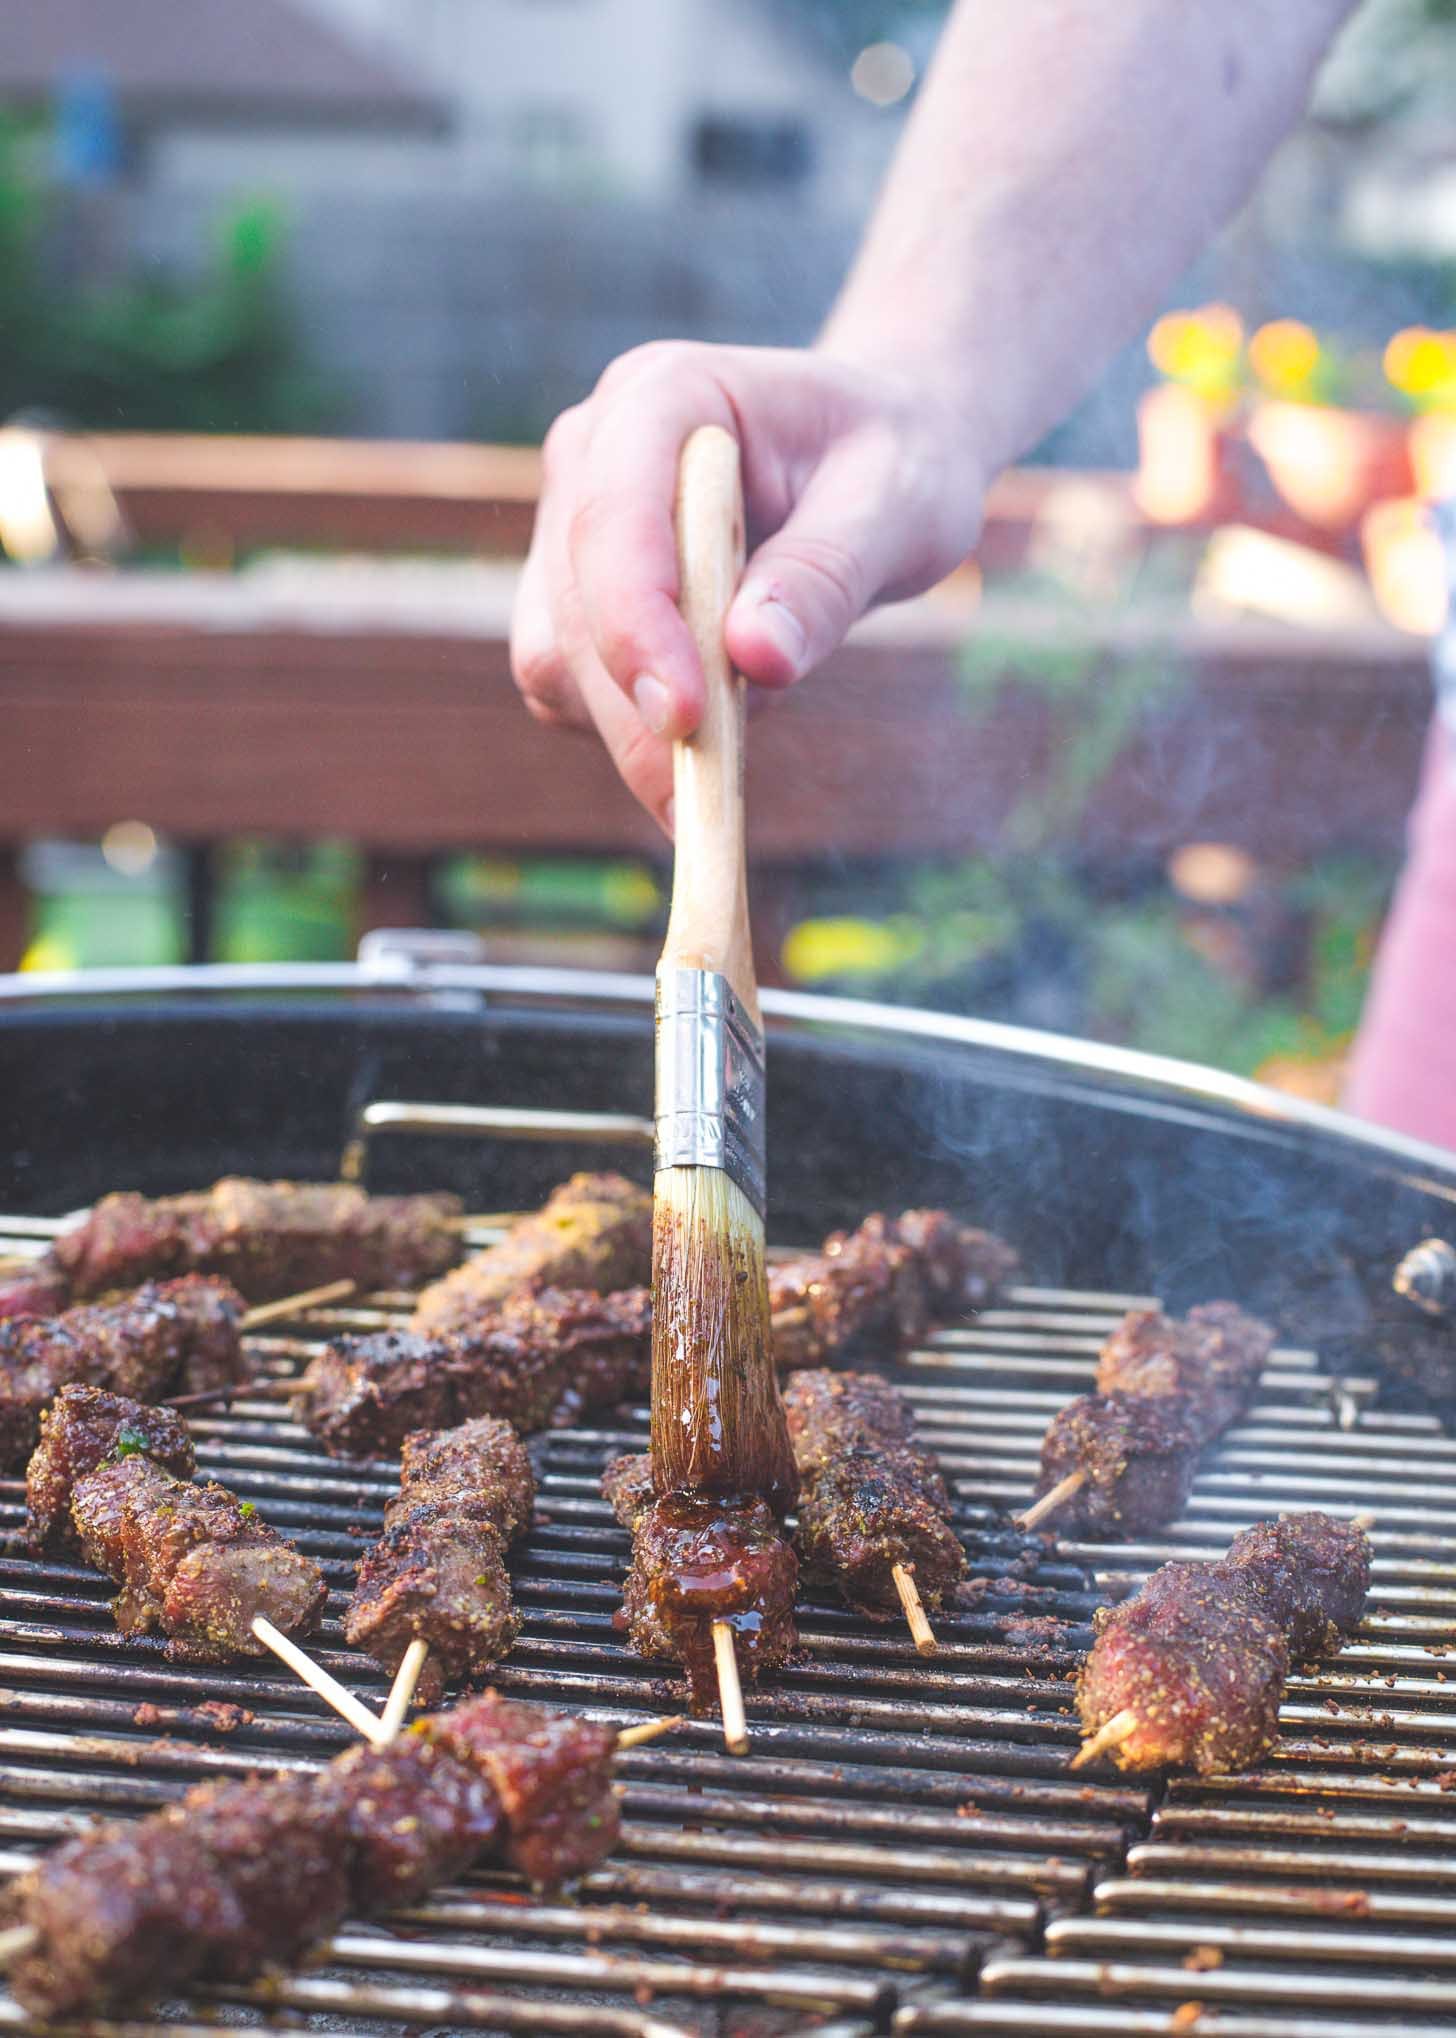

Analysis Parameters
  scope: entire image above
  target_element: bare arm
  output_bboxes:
[513,0,1358,825]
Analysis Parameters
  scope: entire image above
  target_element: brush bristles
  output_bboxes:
[650,1166,795,1508]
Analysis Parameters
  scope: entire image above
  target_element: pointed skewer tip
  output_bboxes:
[1069,1707,1139,1770]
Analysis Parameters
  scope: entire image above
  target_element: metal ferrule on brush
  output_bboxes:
[654,966,766,1218]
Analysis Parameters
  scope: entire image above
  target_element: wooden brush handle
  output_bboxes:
[662,425,758,1025]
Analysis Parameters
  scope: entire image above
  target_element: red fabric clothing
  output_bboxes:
[1344,721,1456,1154]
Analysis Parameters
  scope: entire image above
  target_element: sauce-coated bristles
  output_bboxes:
[650,1166,795,1510]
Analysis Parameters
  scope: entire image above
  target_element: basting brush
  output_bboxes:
[651,426,796,1531]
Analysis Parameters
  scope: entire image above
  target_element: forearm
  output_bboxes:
[821,0,1358,475]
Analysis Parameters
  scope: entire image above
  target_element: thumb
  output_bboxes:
[724,440,911,688]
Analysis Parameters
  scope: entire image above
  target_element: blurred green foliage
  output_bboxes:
[0,121,330,434]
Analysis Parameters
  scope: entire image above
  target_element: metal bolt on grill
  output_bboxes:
[2,1155,1456,2037]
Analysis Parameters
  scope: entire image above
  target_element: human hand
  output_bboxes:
[510,342,985,828]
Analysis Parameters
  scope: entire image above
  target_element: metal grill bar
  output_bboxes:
[1,1224,1455,2033]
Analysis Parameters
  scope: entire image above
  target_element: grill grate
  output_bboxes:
[1,1219,1454,2036]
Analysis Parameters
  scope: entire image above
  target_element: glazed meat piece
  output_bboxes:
[771,1209,1018,1368]
[1033,1392,1201,1538]
[1223,1510,1371,1658]
[2,1689,620,2020]
[345,1415,535,1703]
[27,1384,196,1551]
[1096,1301,1275,1441]
[40,1178,462,1304]
[296,1286,651,1457]
[414,1172,651,1334]
[0,1275,246,1470]
[71,1454,327,1661]
[1074,1511,1371,1776]
[784,1369,967,1614]
[605,1455,798,1708]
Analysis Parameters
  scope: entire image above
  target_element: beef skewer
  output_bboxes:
[0,1178,463,1320]
[0,1274,359,1453]
[603,1451,798,1750]
[783,1369,967,1652]
[769,1209,1018,1367]
[293,1284,652,1456]
[1018,1301,1275,1535]
[344,1415,535,1704]
[1072,1509,1371,1774]
[289,1204,1017,1459]
[26,1383,327,1661]
[0,1274,249,1470]
[412,1171,651,1333]
[0,1688,628,2019]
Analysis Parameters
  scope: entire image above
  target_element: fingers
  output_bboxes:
[725,430,937,687]
[510,394,675,827]
[566,362,737,740]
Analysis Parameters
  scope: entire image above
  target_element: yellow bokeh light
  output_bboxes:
[1385,328,1456,400]
[1247,319,1321,397]
[1146,305,1244,397]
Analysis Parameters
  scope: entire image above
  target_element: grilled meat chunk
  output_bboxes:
[27,1384,195,1552]
[2,1690,620,2019]
[1025,1300,1276,1544]
[0,1275,246,1470]
[1034,1392,1201,1538]
[605,1455,798,1708]
[296,1286,651,1457]
[1078,1560,1288,1775]
[327,1733,503,1912]
[0,1262,70,1321]
[345,1415,535,1702]
[421,1690,619,1888]
[1075,1511,1371,1775]
[1223,1510,1371,1659]
[413,1172,651,1334]
[71,1454,326,1662]
[1096,1301,1275,1441]
[784,1368,967,1613]
[39,1178,462,1305]
[770,1210,1018,1368]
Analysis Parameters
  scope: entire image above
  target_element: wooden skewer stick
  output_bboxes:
[239,1279,358,1330]
[0,1923,38,1968]
[891,1561,937,1655]
[378,1637,431,1743]
[1069,1707,1140,1770]
[1015,1468,1086,1532]
[1350,1511,1376,1532]
[167,1373,306,1413]
[711,1618,749,1756]
[445,1211,528,1233]
[615,1714,687,1750]
[250,1616,390,1748]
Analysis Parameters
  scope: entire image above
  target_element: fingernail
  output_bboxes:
[632,674,672,736]
[749,593,806,674]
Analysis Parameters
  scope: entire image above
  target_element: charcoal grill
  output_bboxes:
[3,960,1456,2038]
